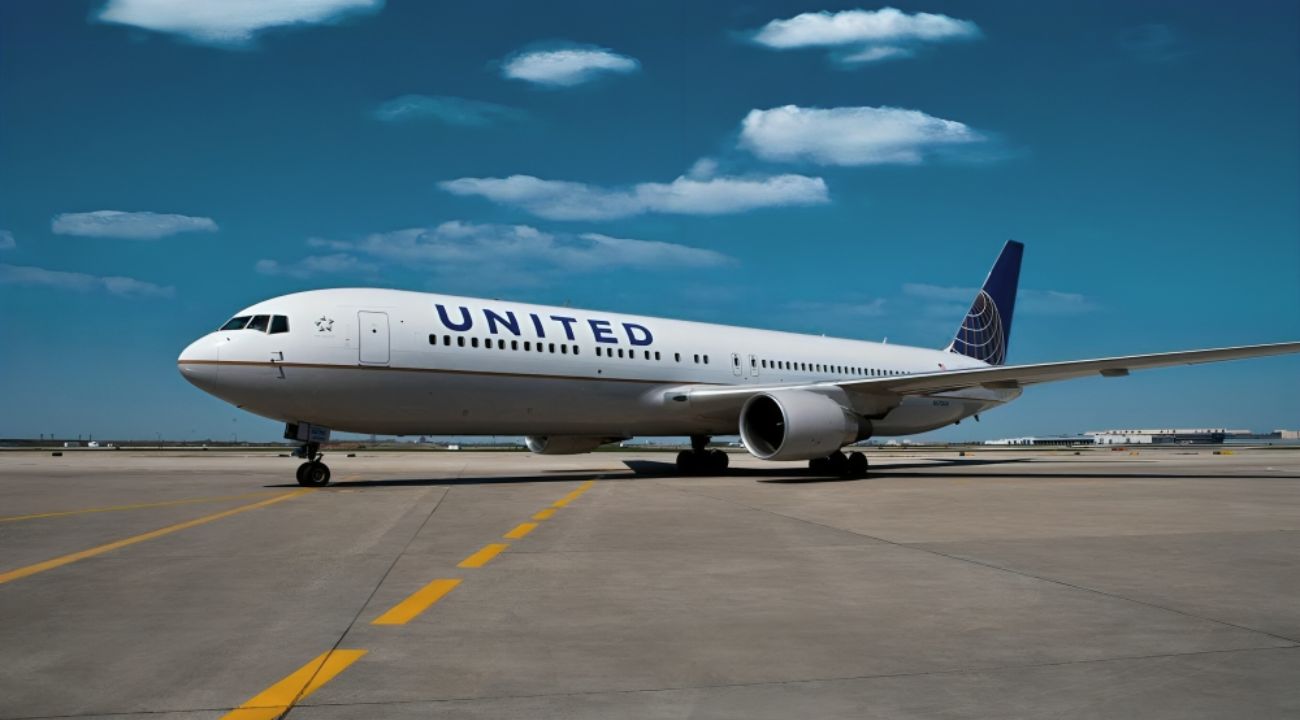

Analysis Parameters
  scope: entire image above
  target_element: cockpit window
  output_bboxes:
[220,316,250,331]
[246,315,270,332]
[269,315,289,334]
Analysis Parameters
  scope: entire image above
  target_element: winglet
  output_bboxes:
[948,240,1023,366]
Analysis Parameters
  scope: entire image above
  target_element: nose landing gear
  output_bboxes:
[286,423,333,487]
[292,441,330,487]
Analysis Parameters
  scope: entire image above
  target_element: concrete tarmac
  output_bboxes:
[1,448,1298,719]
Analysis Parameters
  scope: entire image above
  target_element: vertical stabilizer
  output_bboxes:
[947,240,1023,366]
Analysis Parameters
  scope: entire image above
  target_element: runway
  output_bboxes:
[2,448,1298,719]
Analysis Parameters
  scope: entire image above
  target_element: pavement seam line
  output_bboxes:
[0,490,284,523]
[221,649,367,720]
[227,644,1300,713]
[0,490,311,586]
[276,481,453,719]
[2,645,1296,720]
[668,482,1300,646]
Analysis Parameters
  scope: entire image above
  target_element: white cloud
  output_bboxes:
[373,95,525,126]
[344,222,731,270]
[52,211,218,240]
[0,230,14,250]
[439,172,829,220]
[95,0,382,46]
[904,283,1096,316]
[257,222,730,289]
[739,105,982,165]
[750,7,979,65]
[502,47,639,87]
[255,253,378,279]
[0,263,173,297]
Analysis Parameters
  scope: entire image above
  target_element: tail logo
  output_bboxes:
[952,290,1006,365]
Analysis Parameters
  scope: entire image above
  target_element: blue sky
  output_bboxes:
[1,0,1297,442]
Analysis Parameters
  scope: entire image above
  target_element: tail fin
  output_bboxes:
[947,240,1023,366]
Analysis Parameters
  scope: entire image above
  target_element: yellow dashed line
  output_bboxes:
[371,579,461,626]
[0,490,311,586]
[532,508,556,520]
[222,649,366,720]
[458,543,508,568]
[504,522,537,539]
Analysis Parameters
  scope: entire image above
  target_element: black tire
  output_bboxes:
[676,450,696,475]
[301,461,331,487]
[295,462,312,486]
[827,451,849,478]
[847,452,868,478]
[709,449,729,473]
[808,457,830,475]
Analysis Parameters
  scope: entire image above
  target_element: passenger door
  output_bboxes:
[358,311,390,365]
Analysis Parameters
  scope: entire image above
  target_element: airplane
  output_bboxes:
[177,241,1300,486]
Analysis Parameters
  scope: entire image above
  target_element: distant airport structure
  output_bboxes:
[985,428,1299,446]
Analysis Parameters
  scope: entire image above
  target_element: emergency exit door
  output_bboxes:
[358,311,390,365]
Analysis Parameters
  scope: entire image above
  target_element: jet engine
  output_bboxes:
[738,390,871,461]
[525,435,622,455]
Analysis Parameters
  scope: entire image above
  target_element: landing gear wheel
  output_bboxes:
[298,461,331,487]
[708,449,729,473]
[676,450,698,475]
[847,451,868,478]
[827,451,848,477]
[808,457,830,475]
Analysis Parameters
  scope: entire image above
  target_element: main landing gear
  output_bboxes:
[676,435,729,475]
[294,442,331,487]
[809,450,869,479]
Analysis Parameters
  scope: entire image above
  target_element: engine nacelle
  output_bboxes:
[525,435,619,455]
[739,390,871,461]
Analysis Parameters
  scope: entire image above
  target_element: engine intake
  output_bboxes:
[739,390,870,461]
[525,435,622,455]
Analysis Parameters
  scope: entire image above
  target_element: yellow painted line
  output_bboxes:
[372,578,460,626]
[532,508,556,520]
[0,490,283,523]
[504,522,537,539]
[579,479,596,490]
[0,490,310,586]
[458,543,508,568]
[222,648,366,720]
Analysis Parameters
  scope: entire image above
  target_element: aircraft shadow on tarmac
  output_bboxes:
[264,457,1295,488]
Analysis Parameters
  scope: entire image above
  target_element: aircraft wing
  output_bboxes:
[683,341,1300,403]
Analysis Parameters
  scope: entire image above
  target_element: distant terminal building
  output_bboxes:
[985,435,1095,446]
[1086,428,1251,445]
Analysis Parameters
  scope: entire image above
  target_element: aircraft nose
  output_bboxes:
[177,334,220,387]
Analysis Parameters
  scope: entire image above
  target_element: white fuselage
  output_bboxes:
[177,289,1018,439]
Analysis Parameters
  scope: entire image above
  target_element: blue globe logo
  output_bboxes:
[953,290,1005,365]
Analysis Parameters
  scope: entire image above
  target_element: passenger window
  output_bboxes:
[574,346,580,356]
[269,315,289,334]
[428,334,437,345]
[654,352,660,361]
[704,355,709,364]
[246,315,270,332]
[674,353,681,362]
[444,335,451,346]
[524,341,531,351]
[561,345,568,354]
[220,316,250,331]
[471,338,479,348]
[549,343,556,353]
[618,348,625,358]
[693,354,699,363]
[512,340,518,351]
[457,336,465,347]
